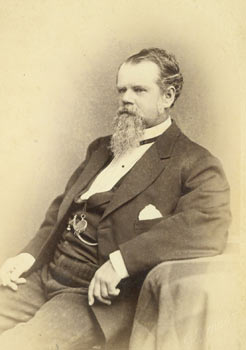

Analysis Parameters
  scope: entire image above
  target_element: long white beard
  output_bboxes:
[110,105,146,159]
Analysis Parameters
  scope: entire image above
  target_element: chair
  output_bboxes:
[129,240,240,350]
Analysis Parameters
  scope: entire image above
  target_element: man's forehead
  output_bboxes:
[117,61,160,86]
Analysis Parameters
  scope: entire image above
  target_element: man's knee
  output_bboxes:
[0,271,45,334]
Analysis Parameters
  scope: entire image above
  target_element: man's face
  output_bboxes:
[116,61,166,128]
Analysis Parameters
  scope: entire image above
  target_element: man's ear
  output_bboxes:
[162,86,176,108]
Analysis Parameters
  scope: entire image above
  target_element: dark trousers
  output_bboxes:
[0,268,103,350]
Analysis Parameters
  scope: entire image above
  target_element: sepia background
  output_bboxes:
[0,0,244,278]
[0,0,245,346]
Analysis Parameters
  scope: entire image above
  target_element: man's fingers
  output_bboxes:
[100,282,110,299]
[93,280,111,305]
[6,281,18,291]
[0,272,22,291]
[88,277,95,306]
[100,281,120,301]
[0,263,18,286]
[15,277,26,285]
[1,272,11,287]
[108,285,120,297]
[87,261,122,306]
[10,269,23,282]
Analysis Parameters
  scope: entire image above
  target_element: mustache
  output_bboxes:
[117,106,137,116]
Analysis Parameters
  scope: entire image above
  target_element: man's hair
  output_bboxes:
[125,48,183,107]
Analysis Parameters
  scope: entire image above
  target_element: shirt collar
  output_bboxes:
[140,116,172,141]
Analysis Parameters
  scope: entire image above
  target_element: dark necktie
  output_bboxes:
[139,136,158,146]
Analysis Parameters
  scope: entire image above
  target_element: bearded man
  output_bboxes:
[0,48,231,350]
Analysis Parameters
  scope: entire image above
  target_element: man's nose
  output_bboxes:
[121,89,135,104]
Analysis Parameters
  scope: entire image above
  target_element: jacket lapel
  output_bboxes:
[58,137,111,221]
[101,122,181,220]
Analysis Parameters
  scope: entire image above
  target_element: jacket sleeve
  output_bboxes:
[21,138,100,258]
[119,155,231,276]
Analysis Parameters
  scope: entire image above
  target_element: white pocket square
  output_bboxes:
[138,204,163,220]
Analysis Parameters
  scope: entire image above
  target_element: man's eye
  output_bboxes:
[134,87,146,93]
[118,88,126,94]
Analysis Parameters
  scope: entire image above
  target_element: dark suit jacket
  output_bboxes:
[22,121,231,343]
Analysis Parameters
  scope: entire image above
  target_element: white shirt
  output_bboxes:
[81,117,172,200]
[82,117,172,278]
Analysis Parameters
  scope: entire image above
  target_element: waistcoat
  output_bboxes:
[47,189,115,287]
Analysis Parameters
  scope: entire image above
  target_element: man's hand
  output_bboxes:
[0,253,35,291]
[88,260,122,306]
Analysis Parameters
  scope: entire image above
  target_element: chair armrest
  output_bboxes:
[130,251,240,350]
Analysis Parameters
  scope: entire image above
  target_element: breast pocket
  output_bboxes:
[134,218,163,234]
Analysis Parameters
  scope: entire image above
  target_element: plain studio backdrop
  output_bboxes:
[0,0,244,281]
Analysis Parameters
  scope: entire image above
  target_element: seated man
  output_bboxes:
[0,48,231,350]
